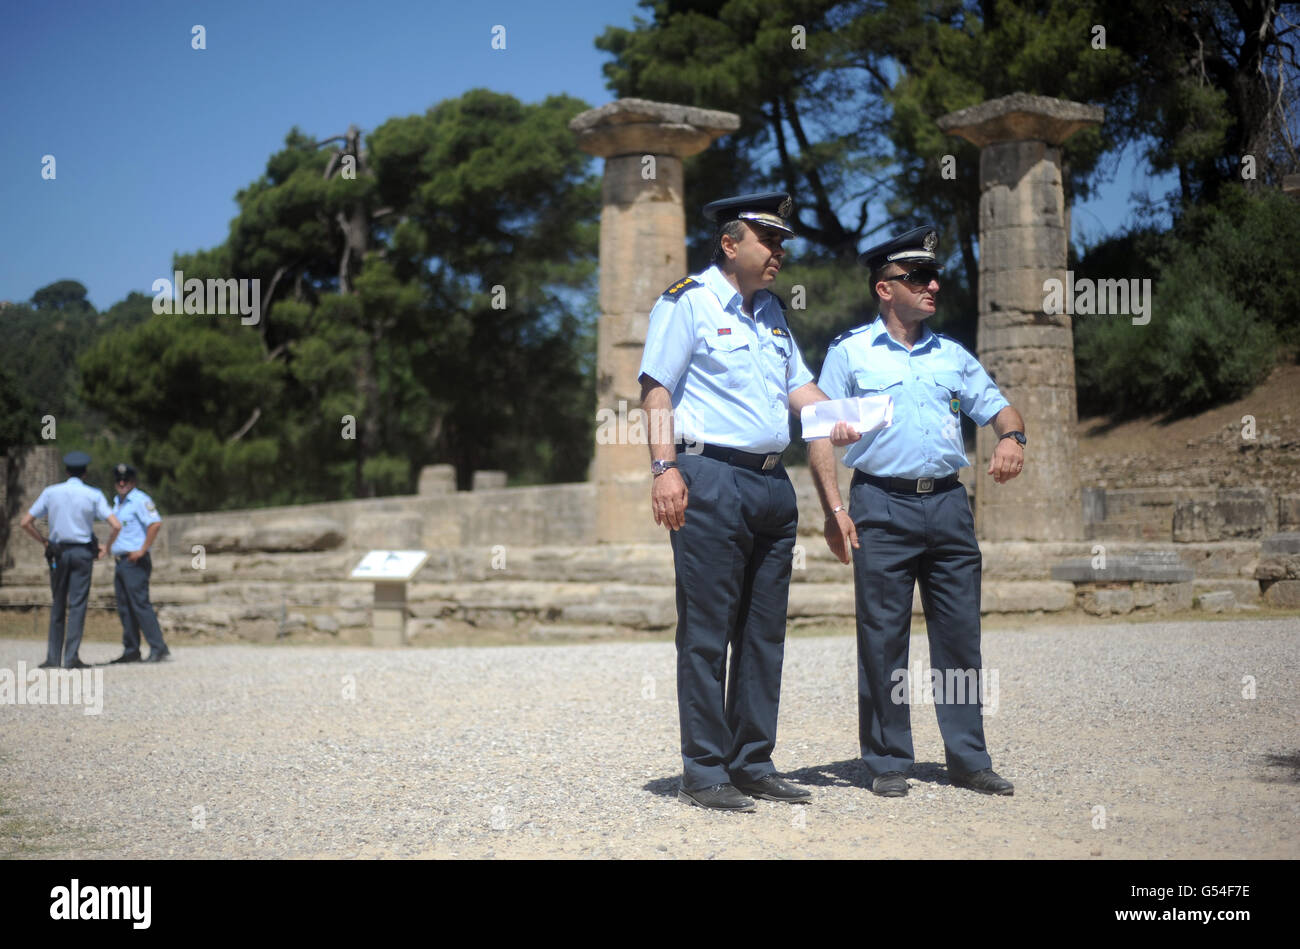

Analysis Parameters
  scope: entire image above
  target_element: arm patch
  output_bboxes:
[661,276,700,301]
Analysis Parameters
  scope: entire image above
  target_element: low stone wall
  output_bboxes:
[4,447,1295,638]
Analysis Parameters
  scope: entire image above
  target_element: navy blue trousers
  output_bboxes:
[850,478,992,777]
[47,544,94,667]
[670,453,799,790]
[114,553,167,655]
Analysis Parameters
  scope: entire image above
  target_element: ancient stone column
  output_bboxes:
[570,99,740,543]
[937,93,1103,542]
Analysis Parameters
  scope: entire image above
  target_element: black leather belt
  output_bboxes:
[677,442,782,472]
[853,471,960,495]
[55,539,92,548]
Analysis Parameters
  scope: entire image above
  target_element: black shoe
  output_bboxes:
[871,771,910,797]
[144,649,171,663]
[951,768,1014,796]
[38,660,58,669]
[64,659,91,670]
[110,652,142,664]
[732,773,811,803]
[678,783,756,812]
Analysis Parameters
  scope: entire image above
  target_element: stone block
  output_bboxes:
[334,610,369,628]
[1279,495,1300,530]
[1076,581,1193,615]
[251,517,346,552]
[1079,587,1133,615]
[980,581,1075,613]
[1192,579,1260,605]
[1195,591,1236,613]
[1261,580,1300,608]
[1173,488,1276,542]
[147,585,209,605]
[350,513,425,551]
[311,614,340,633]
[417,464,456,495]
[529,624,621,641]
[180,523,253,554]
[1051,551,1194,583]
[1261,532,1300,555]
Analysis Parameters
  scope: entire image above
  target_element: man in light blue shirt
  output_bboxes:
[810,225,1026,799]
[20,451,122,668]
[108,463,170,663]
[639,192,858,812]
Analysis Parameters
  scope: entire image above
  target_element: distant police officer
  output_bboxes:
[812,225,1026,797]
[19,451,122,669]
[108,464,170,663]
[639,192,855,812]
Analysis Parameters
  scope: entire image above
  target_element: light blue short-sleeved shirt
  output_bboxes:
[28,478,114,543]
[637,265,815,454]
[111,488,162,555]
[818,316,1009,479]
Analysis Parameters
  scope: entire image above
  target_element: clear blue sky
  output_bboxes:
[0,0,1173,310]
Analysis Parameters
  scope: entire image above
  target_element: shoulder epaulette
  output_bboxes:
[661,276,701,301]
[828,324,868,348]
[766,290,787,311]
[934,332,973,353]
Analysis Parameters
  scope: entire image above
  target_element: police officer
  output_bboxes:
[809,225,1025,797]
[19,451,122,669]
[108,463,170,663]
[639,192,856,812]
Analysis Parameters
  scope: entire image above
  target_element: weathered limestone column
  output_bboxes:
[570,99,740,543]
[937,93,1103,541]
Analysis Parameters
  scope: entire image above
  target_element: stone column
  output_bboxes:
[570,99,740,543]
[937,94,1103,542]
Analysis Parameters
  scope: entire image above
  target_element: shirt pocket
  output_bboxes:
[930,370,964,415]
[701,332,752,389]
[852,369,905,396]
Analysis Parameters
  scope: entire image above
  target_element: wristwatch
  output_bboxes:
[999,431,1027,446]
[651,459,678,477]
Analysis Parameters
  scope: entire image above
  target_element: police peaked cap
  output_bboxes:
[63,450,91,469]
[703,191,796,237]
[113,463,138,481]
[857,224,941,269]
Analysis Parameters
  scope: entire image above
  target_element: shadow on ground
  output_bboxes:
[643,759,959,797]
[1259,751,1300,784]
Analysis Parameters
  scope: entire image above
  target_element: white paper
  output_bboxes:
[800,394,893,440]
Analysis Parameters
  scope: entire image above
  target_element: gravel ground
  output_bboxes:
[1,617,1297,860]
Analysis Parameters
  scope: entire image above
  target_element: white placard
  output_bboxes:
[349,550,430,581]
[801,394,894,440]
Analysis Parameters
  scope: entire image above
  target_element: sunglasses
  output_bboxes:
[881,267,941,287]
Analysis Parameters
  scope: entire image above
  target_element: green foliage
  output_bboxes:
[70,90,599,512]
[1074,186,1299,418]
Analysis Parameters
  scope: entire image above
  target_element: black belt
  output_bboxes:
[677,442,783,472]
[54,539,93,549]
[853,471,960,495]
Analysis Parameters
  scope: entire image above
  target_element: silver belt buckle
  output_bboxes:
[762,454,778,471]
[916,477,935,493]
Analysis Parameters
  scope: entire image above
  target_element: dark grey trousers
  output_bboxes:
[850,478,993,777]
[48,544,94,667]
[670,453,799,790]
[114,553,167,655]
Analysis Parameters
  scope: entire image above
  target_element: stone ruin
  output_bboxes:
[3,96,1298,642]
